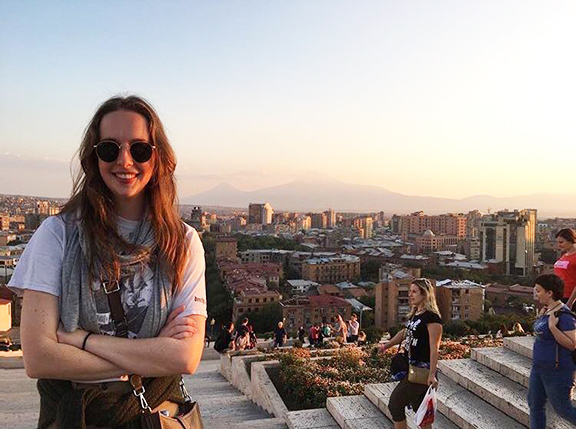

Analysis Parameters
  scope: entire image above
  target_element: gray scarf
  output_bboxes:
[59,215,172,338]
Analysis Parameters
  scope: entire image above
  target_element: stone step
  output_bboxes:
[285,408,339,429]
[471,346,532,387]
[0,360,286,428]
[0,368,33,380]
[364,382,457,429]
[439,358,573,428]
[504,336,534,359]
[0,391,40,413]
[229,417,287,428]
[0,411,39,429]
[326,395,393,429]
[436,373,526,428]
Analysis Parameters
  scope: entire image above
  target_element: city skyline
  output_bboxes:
[2,1,576,200]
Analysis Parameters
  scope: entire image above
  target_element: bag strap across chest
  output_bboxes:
[102,280,129,338]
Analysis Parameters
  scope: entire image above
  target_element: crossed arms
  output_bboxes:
[21,290,205,381]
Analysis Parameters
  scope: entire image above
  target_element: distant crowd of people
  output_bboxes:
[297,313,366,347]
[213,317,258,353]
[213,313,367,353]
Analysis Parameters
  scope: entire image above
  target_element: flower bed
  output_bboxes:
[271,336,506,410]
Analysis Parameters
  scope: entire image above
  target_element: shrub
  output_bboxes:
[443,321,471,338]
[364,326,385,344]
[388,325,402,338]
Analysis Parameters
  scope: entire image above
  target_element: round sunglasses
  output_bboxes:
[93,140,156,163]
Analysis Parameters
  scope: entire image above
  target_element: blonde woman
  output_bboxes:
[380,279,443,429]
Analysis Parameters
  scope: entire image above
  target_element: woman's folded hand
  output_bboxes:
[158,305,198,340]
[56,323,88,349]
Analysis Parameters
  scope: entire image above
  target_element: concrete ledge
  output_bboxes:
[285,409,339,429]
[250,360,289,419]
[326,395,392,429]
[0,351,24,369]
[503,336,534,359]
[219,352,232,380]
[364,382,458,429]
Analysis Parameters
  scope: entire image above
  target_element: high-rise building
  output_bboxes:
[479,209,537,276]
[391,212,467,239]
[248,203,273,224]
[0,215,9,231]
[189,206,208,231]
[298,216,311,231]
[466,210,484,238]
[364,217,373,239]
[311,213,328,229]
[36,201,49,215]
[325,209,336,229]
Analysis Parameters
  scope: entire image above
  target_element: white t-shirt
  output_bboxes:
[9,215,208,322]
[348,319,359,336]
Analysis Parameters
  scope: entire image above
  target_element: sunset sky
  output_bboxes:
[1,1,575,200]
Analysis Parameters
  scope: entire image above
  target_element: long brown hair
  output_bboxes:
[407,278,441,319]
[61,95,187,291]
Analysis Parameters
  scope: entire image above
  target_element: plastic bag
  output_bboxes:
[415,385,437,428]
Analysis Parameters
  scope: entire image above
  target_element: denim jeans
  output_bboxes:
[528,365,576,428]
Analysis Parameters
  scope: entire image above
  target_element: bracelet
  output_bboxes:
[82,332,93,351]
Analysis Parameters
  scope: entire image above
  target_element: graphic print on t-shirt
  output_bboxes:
[93,264,154,338]
[406,317,422,349]
[555,260,570,269]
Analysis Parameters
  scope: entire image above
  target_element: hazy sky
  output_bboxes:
[1,1,575,200]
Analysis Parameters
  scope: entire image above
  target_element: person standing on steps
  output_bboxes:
[380,278,442,429]
[554,228,576,311]
[528,273,576,428]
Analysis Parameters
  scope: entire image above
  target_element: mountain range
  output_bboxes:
[182,179,576,218]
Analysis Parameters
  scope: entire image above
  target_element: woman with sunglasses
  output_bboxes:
[8,96,207,428]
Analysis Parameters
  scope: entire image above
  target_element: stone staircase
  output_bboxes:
[286,336,575,429]
[0,359,286,429]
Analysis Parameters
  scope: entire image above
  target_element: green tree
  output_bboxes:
[236,302,283,334]
[360,260,381,283]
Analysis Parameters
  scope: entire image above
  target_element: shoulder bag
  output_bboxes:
[104,280,205,428]
[406,314,430,385]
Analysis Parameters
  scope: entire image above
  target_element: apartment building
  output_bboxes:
[375,266,423,330]
[302,255,361,283]
[281,294,352,332]
[391,212,467,239]
[215,237,238,261]
[435,279,485,322]
[232,289,282,321]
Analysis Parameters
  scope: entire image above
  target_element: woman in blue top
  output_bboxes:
[528,273,576,428]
